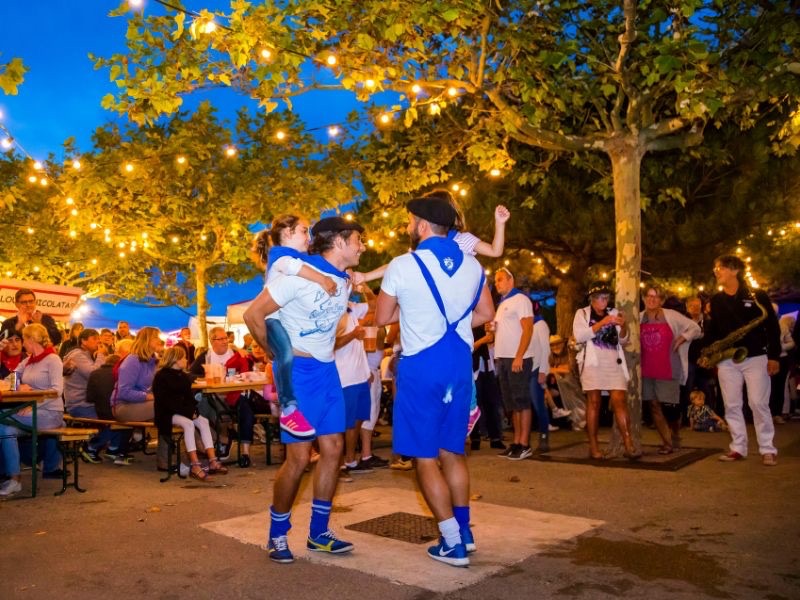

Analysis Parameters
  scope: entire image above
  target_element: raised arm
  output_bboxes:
[472,205,510,258]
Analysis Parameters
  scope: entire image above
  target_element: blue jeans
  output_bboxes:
[68,405,124,452]
[530,368,550,434]
[1,410,63,476]
[266,318,296,411]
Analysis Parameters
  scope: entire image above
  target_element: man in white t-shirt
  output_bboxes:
[334,300,374,475]
[493,268,534,460]
[243,216,365,564]
[377,195,494,568]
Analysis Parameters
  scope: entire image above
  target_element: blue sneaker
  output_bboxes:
[306,529,354,554]
[460,525,476,553]
[427,538,469,567]
[268,535,294,563]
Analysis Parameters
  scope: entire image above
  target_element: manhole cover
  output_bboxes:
[345,511,439,544]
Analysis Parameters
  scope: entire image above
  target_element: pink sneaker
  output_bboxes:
[466,406,481,437]
[280,409,316,438]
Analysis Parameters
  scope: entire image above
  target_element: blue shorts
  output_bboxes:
[281,357,345,444]
[343,381,371,428]
[392,333,472,459]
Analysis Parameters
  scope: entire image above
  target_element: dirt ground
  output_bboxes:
[1,423,798,600]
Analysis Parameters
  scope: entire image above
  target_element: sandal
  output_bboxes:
[190,463,213,482]
[208,459,228,474]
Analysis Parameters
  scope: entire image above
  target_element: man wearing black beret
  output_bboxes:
[244,214,365,563]
[376,195,494,567]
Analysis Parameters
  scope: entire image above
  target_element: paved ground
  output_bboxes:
[1,423,798,600]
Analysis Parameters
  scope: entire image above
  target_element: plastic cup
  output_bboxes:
[363,326,378,353]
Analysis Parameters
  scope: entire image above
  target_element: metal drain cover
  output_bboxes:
[345,511,439,545]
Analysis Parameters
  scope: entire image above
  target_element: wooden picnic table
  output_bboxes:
[0,389,59,498]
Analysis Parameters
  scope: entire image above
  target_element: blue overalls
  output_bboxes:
[392,253,484,459]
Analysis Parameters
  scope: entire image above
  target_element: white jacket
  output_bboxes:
[573,306,629,381]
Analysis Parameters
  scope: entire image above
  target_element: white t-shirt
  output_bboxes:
[529,319,551,373]
[494,294,534,359]
[265,255,304,285]
[267,267,350,362]
[334,304,371,387]
[381,249,483,357]
[453,231,480,256]
[206,348,235,365]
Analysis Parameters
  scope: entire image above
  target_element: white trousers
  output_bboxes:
[362,368,382,431]
[172,414,214,454]
[717,355,776,456]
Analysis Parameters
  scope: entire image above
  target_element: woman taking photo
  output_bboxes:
[573,282,638,460]
[640,285,701,454]
[0,323,64,496]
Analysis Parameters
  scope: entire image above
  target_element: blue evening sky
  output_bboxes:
[0,1,370,332]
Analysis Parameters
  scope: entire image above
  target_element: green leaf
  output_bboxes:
[442,9,459,22]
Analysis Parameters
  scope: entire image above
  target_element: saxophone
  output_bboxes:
[698,294,768,368]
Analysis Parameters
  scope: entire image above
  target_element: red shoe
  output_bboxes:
[718,451,744,462]
[280,409,316,438]
[466,406,481,437]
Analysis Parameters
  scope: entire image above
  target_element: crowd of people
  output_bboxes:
[1,192,798,575]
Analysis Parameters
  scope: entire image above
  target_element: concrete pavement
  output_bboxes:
[1,423,798,599]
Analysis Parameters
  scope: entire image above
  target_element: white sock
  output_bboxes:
[438,517,462,548]
[345,460,358,468]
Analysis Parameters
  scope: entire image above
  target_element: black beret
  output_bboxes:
[406,197,457,228]
[311,216,364,236]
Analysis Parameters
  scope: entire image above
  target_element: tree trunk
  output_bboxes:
[607,137,644,453]
[195,263,209,348]
[554,263,588,340]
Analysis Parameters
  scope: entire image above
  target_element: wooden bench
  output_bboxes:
[64,416,185,483]
[39,427,98,495]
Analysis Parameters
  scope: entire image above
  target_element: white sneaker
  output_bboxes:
[0,479,22,496]
[552,408,572,419]
[548,424,559,432]
[253,423,267,443]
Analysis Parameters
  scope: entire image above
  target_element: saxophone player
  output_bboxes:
[705,255,781,466]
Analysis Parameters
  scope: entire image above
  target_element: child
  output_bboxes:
[687,390,728,432]
[354,189,511,433]
[153,346,227,482]
[252,215,341,438]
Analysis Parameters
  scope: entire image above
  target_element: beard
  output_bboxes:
[409,222,422,250]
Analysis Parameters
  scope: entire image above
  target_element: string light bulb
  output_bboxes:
[451,184,460,191]
[1,138,12,149]
[171,236,179,243]
[90,223,98,229]
[459,189,467,197]
[125,163,134,172]
[69,230,77,238]
[411,84,422,95]
[447,86,459,97]
[176,156,186,165]
[344,213,354,221]
[72,160,81,170]
[70,208,78,216]
[489,168,501,177]
[275,130,286,141]
[381,211,389,218]
[260,48,272,60]
[327,126,340,138]
[65,197,74,205]
[225,146,237,157]
[379,113,391,124]
[365,79,376,89]
[429,104,441,116]
[39,178,48,186]
[203,20,217,34]
[326,54,337,66]
[26,227,34,234]
[27,176,37,183]
[33,161,43,170]
[388,231,396,238]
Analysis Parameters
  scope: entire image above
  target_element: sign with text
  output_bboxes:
[0,278,84,320]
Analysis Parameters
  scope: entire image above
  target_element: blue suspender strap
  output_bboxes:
[410,253,485,327]
[410,252,448,321]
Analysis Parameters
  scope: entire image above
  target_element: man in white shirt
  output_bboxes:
[493,268,534,460]
[377,195,494,568]
[244,216,365,564]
